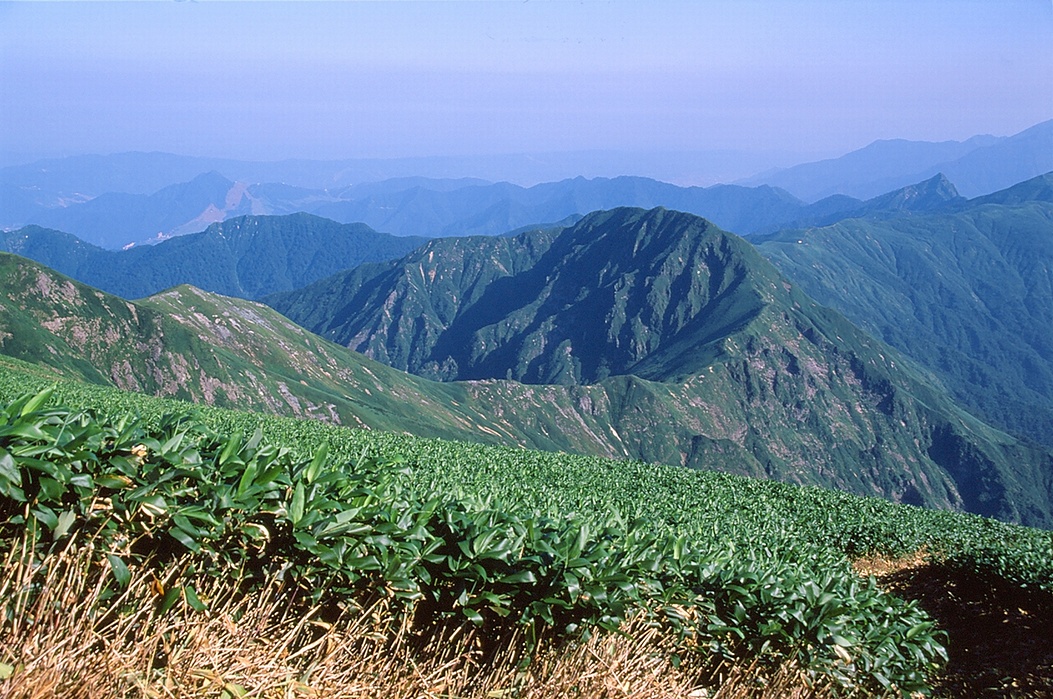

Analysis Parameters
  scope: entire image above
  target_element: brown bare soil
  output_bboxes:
[861,555,1053,699]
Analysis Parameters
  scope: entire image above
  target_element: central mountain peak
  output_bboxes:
[267,207,784,385]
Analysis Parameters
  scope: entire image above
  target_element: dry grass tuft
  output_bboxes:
[0,538,837,699]
[850,548,928,579]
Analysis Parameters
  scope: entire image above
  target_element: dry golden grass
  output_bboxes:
[850,548,929,580]
[0,535,842,699]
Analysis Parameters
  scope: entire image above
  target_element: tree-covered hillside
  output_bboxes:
[266,207,1053,527]
[756,175,1053,448]
[0,213,427,300]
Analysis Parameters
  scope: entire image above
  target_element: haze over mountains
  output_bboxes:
[1,168,804,248]
[2,121,1049,248]
[0,149,802,195]
[742,119,1053,201]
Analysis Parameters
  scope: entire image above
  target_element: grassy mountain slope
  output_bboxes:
[0,248,764,468]
[755,177,1053,448]
[4,245,1052,526]
[0,251,515,440]
[266,208,774,383]
[267,207,1053,527]
[1,214,427,300]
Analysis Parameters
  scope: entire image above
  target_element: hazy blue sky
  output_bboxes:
[1,0,1050,167]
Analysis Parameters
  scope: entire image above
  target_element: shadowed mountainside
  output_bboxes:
[265,207,1053,527]
[0,213,427,300]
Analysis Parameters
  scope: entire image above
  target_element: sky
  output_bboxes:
[1,0,1051,171]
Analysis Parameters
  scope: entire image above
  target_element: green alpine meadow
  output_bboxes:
[1,374,1051,696]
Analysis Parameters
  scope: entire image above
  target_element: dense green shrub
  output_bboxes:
[0,387,966,694]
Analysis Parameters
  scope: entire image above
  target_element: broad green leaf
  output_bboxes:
[53,510,76,539]
[0,422,48,441]
[498,570,538,585]
[159,431,186,456]
[236,461,258,498]
[96,473,133,489]
[19,386,54,417]
[289,481,305,526]
[168,526,201,552]
[31,505,58,531]
[0,450,19,486]
[69,473,93,489]
[107,554,131,589]
[306,443,328,484]
[157,586,182,616]
[217,431,242,466]
[38,476,64,502]
[245,427,263,454]
[184,584,208,612]
[221,683,248,699]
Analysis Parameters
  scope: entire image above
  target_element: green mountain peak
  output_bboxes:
[265,207,1053,528]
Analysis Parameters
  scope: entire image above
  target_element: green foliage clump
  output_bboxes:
[0,387,958,695]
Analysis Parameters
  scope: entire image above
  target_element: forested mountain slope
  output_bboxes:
[756,174,1053,448]
[0,214,427,300]
[266,207,1053,527]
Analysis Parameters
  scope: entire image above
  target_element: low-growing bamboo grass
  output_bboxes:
[5,387,1049,696]
[0,529,837,698]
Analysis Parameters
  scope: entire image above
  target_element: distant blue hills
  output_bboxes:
[740,119,1052,201]
[2,120,1049,248]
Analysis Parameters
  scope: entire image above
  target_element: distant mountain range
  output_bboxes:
[0,214,427,300]
[0,148,804,197]
[746,172,967,234]
[2,168,807,248]
[3,121,1048,246]
[0,168,1032,251]
[742,120,1052,201]
[2,169,1037,296]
